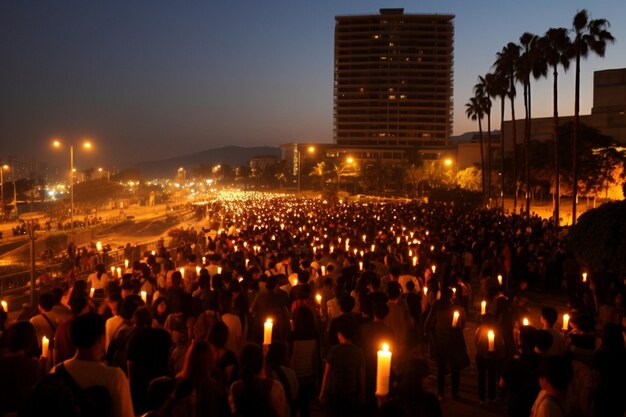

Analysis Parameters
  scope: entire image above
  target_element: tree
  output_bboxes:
[475,75,493,196]
[456,166,482,192]
[309,161,328,190]
[517,33,547,214]
[571,9,615,224]
[273,160,289,189]
[488,70,509,210]
[495,42,520,212]
[465,96,485,196]
[541,27,572,228]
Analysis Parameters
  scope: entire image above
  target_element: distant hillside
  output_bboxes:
[450,131,501,143]
[133,146,281,178]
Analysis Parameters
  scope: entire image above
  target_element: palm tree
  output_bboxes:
[571,10,615,224]
[494,42,520,213]
[541,27,572,229]
[465,96,486,196]
[488,71,509,211]
[517,33,547,214]
[475,75,493,197]
[309,161,327,190]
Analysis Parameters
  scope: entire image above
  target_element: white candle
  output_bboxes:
[359,261,363,271]
[375,343,392,396]
[431,265,436,274]
[497,275,503,286]
[180,267,185,276]
[412,256,418,267]
[582,273,587,283]
[202,256,206,265]
[452,287,457,296]
[90,288,95,298]
[263,319,273,345]
[362,234,367,242]
[245,259,249,267]
[522,317,530,326]
[42,336,49,358]
[292,276,298,287]
[151,250,156,256]
[140,291,147,303]
[217,267,222,274]
[196,266,201,275]
[330,245,334,253]
[423,287,428,296]
[452,311,460,327]
[110,266,115,276]
[371,244,375,252]
[116,267,122,278]
[125,259,129,269]
[409,249,413,257]
[481,300,487,315]
[0,300,6,312]
[562,314,570,331]
[315,294,322,305]
[321,266,326,276]
[488,330,495,352]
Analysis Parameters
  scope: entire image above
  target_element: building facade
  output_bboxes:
[334,9,454,150]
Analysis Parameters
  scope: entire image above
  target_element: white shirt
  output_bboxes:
[222,313,243,354]
[57,358,135,417]
[88,272,110,290]
[105,316,126,351]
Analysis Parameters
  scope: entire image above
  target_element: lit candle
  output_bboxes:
[497,275,503,286]
[371,244,375,252]
[562,313,570,331]
[522,317,530,326]
[436,290,441,300]
[396,237,401,245]
[140,291,147,303]
[362,234,367,242]
[330,245,334,253]
[110,266,115,276]
[431,265,436,274]
[359,261,363,271]
[488,330,495,351]
[582,273,587,283]
[90,288,95,298]
[202,256,206,265]
[180,267,185,276]
[412,256,418,267]
[263,319,273,345]
[116,267,122,278]
[196,266,201,275]
[423,287,428,296]
[96,241,102,252]
[42,336,49,358]
[321,266,326,276]
[315,293,322,305]
[217,266,222,274]
[375,343,392,396]
[430,245,435,252]
[1,300,7,312]
[408,249,413,257]
[481,300,487,315]
[452,311,460,327]
[452,287,457,296]
[292,276,298,287]
[125,259,129,269]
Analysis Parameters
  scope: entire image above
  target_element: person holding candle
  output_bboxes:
[540,307,566,356]
[29,292,57,356]
[87,263,110,299]
[319,322,365,417]
[474,314,505,404]
[423,287,468,400]
[0,321,42,415]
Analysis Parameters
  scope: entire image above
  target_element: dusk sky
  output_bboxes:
[1,1,625,169]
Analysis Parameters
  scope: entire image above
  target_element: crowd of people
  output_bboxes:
[0,192,624,417]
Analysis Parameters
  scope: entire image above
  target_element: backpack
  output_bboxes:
[19,363,111,417]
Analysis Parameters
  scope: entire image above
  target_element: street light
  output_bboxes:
[52,139,93,232]
[443,158,453,167]
[98,167,111,181]
[0,165,7,219]
[297,145,316,193]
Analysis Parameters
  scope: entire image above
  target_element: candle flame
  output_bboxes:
[382,343,389,352]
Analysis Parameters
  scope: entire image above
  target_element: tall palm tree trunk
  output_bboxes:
[552,64,560,230]
[522,81,529,215]
[526,80,533,214]
[572,52,580,225]
[500,97,506,211]
[510,86,518,214]
[479,119,485,198]
[486,111,492,200]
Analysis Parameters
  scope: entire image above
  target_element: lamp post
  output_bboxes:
[98,167,111,181]
[297,145,315,193]
[53,139,92,232]
[0,165,7,219]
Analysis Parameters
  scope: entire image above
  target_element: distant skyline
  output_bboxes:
[1,1,625,168]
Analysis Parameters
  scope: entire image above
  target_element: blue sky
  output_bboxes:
[1,0,625,168]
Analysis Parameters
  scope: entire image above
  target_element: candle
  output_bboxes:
[315,294,322,305]
[522,317,530,326]
[217,267,222,274]
[263,319,273,345]
[362,234,367,242]
[452,311,460,327]
[245,259,249,267]
[42,336,49,358]
[321,266,326,276]
[330,245,334,253]
[408,249,413,257]
[481,300,487,315]
[375,343,392,396]
[140,291,147,303]
[488,330,495,351]
[423,287,428,296]
[1,300,7,312]
[452,287,457,296]
[90,288,95,298]
[430,245,435,252]
[412,256,418,267]
[292,276,298,287]
[151,250,156,256]
[195,266,201,275]
[431,265,436,274]
[582,273,587,283]
[110,266,115,276]
[436,290,441,300]
[371,244,375,252]
[180,267,185,276]
[497,275,503,286]
[116,267,122,278]
[359,261,363,271]
[125,259,129,269]
[202,256,206,265]
[96,241,102,252]
[562,314,570,331]
[396,237,401,245]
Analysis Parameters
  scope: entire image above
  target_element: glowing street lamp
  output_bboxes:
[297,144,316,193]
[98,167,111,181]
[443,158,453,167]
[52,139,94,232]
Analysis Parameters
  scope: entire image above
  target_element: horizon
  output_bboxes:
[1,1,625,169]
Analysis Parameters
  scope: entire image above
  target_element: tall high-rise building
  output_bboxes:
[334,9,454,151]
